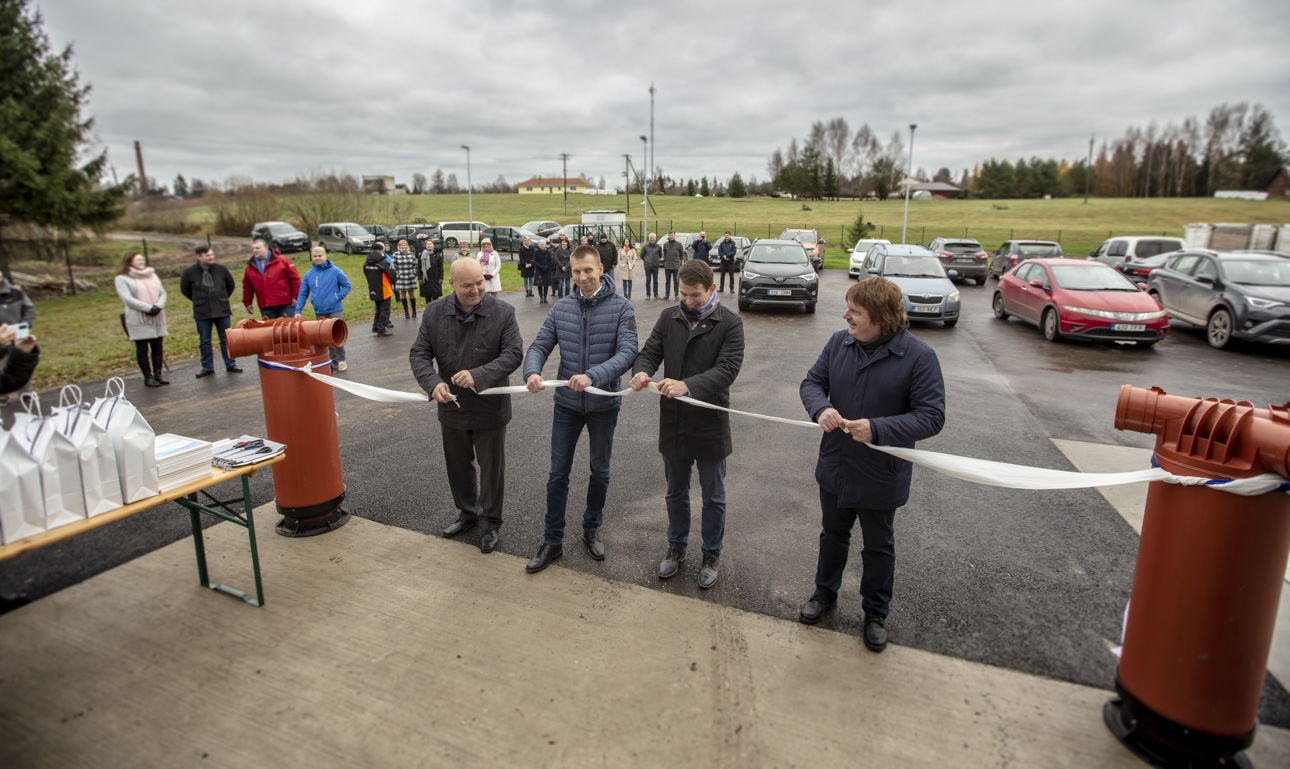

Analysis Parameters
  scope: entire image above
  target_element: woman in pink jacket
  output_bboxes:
[477,238,502,293]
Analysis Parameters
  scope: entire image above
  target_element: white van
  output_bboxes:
[437,221,490,248]
[1089,236,1185,267]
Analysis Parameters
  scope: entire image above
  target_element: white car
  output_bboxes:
[437,221,491,248]
[849,238,892,279]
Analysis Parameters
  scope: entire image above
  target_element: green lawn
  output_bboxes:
[174,193,1289,257]
[25,253,524,391]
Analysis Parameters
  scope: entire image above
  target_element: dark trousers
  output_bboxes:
[544,403,619,545]
[195,316,235,371]
[441,422,507,531]
[719,265,736,291]
[134,338,163,378]
[663,455,727,557]
[372,299,391,333]
[644,268,659,296]
[664,269,679,298]
[813,488,896,616]
[621,279,633,298]
[261,304,290,319]
[314,311,346,364]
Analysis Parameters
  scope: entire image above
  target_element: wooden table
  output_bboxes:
[0,453,285,607]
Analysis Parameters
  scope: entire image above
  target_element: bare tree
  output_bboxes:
[431,168,446,194]
[766,148,785,180]
[411,172,427,194]
[824,117,852,175]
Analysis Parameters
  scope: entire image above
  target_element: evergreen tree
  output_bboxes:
[727,172,747,198]
[823,158,840,200]
[0,0,129,277]
[1239,106,1288,188]
[686,178,697,196]
[844,208,870,249]
[173,173,188,199]
[699,176,710,196]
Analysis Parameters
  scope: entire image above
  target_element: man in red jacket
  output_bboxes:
[242,239,301,319]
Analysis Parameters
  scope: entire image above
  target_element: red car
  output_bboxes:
[992,258,1169,346]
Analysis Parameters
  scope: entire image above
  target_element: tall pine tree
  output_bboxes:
[0,0,129,278]
[727,172,747,198]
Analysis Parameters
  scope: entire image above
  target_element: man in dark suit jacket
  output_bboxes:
[630,259,745,588]
[409,258,524,553]
[180,245,242,376]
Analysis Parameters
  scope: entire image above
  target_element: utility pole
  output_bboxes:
[649,83,655,194]
[461,145,472,241]
[134,140,147,197]
[1084,135,1094,205]
[560,153,571,216]
[624,154,631,227]
[641,135,649,238]
[901,124,917,245]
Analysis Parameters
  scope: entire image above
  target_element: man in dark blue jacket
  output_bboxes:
[523,245,638,573]
[716,232,738,292]
[798,276,945,653]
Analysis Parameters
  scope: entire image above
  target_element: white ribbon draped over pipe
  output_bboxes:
[256,360,1290,497]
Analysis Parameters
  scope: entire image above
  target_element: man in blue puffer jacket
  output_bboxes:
[522,245,638,573]
[293,246,353,371]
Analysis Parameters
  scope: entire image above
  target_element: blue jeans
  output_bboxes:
[644,268,659,296]
[523,276,534,292]
[663,455,727,557]
[813,488,896,615]
[664,269,679,298]
[621,279,632,298]
[261,304,291,319]
[195,316,235,371]
[544,403,620,545]
[557,277,571,297]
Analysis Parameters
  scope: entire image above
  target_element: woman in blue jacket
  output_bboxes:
[294,247,353,371]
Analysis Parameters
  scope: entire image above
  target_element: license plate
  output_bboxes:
[1112,323,1145,331]
[767,289,792,296]
[955,258,974,263]
[912,306,940,314]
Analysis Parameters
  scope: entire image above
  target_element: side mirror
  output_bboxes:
[1136,282,1148,290]
[1029,278,1046,289]
[867,267,880,274]
[1196,275,1214,285]
[947,270,959,278]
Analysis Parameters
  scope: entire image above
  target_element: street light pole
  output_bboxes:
[649,83,655,194]
[461,145,472,243]
[560,153,571,216]
[624,154,631,228]
[1084,135,1094,205]
[641,135,648,238]
[901,124,917,245]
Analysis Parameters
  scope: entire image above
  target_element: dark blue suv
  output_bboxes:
[1146,251,1290,349]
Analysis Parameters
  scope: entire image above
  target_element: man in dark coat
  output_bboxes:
[363,245,398,336]
[522,245,638,574]
[518,237,537,297]
[419,243,444,303]
[798,276,945,653]
[661,231,686,300]
[409,258,524,553]
[716,232,738,292]
[595,233,617,275]
[180,245,242,377]
[640,233,663,299]
[692,231,712,267]
[631,259,744,588]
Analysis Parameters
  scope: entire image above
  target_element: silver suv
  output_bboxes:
[317,222,376,255]
[1146,250,1290,349]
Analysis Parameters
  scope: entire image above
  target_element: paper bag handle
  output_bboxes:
[59,384,83,409]
[20,391,41,415]
[104,377,126,398]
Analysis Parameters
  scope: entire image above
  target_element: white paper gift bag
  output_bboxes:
[0,429,45,544]
[11,393,87,529]
[52,385,123,517]
[90,377,159,504]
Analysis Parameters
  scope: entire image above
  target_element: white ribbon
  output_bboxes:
[253,360,1290,496]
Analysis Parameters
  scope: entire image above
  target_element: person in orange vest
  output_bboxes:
[363,244,398,337]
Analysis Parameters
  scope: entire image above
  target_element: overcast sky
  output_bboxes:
[40,0,1290,190]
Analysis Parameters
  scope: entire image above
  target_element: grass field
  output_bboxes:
[171,194,1290,256]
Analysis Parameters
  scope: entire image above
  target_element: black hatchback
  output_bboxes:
[736,239,819,314]
[1146,251,1290,349]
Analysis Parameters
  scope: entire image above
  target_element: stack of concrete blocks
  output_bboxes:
[1184,223,1214,248]
[1249,225,1278,251]
[1274,225,1290,252]
[1210,224,1254,251]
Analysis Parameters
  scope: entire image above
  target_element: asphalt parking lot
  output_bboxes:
[3,268,1288,725]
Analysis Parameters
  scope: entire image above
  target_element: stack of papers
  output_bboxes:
[211,435,286,471]
[154,434,215,492]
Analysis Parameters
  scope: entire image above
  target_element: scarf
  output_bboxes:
[857,323,906,358]
[200,262,215,288]
[678,290,720,329]
[129,266,163,325]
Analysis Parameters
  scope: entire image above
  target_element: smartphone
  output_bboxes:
[11,323,29,340]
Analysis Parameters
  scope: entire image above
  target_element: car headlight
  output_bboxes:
[800,272,817,281]
[1246,296,1285,310]
[350,237,363,243]
[947,290,960,303]
[742,271,759,280]
[1062,305,1168,321]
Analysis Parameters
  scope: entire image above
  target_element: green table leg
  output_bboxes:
[179,473,264,607]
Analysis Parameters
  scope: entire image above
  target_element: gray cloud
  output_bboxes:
[41,0,1290,188]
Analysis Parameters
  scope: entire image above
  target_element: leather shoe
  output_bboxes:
[226,365,243,373]
[479,529,499,554]
[799,595,835,625]
[526,543,562,573]
[195,369,215,379]
[154,375,170,385]
[442,518,477,538]
[144,376,162,387]
[698,554,719,589]
[658,546,686,578]
[582,528,605,561]
[863,611,888,652]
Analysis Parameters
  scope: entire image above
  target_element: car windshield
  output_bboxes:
[943,242,980,253]
[781,231,813,243]
[268,224,297,236]
[748,245,808,264]
[342,225,369,236]
[1019,243,1061,256]
[1051,265,1138,291]
[1223,260,1290,286]
[1135,240,1183,258]
[882,255,945,278]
